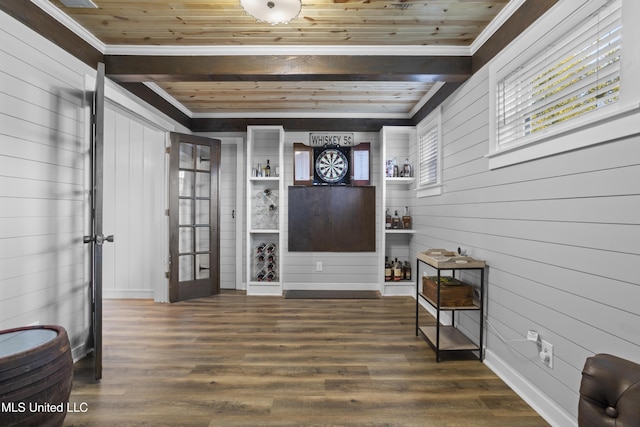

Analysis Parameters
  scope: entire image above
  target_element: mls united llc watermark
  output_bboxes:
[1,401,89,414]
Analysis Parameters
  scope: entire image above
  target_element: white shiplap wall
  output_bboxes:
[412,64,640,425]
[0,10,93,356]
[195,133,245,290]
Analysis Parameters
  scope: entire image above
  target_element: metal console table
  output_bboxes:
[415,249,485,362]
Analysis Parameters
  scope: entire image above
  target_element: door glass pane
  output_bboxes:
[195,200,209,225]
[196,254,210,279]
[180,143,194,169]
[196,145,210,171]
[196,227,210,252]
[179,255,194,281]
[195,172,210,197]
[179,199,193,225]
[179,227,193,254]
[179,171,194,197]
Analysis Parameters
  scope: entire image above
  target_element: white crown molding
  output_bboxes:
[143,82,194,118]
[30,0,105,53]
[409,82,445,117]
[470,0,527,55]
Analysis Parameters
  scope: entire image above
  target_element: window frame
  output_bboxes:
[487,0,640,169]
[416,106,443,198]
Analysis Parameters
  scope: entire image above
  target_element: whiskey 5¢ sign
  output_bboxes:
[309,133,354,147]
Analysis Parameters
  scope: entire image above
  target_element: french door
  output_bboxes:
[85,63,111,380]
[168,133,221,302]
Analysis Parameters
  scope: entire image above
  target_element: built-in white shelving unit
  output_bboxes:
[246,125,285,295]
[380,126,417,296]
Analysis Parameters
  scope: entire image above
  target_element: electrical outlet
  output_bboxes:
[316,261,323,272]
[540,339,553,368]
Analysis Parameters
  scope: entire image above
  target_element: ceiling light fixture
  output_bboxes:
[240,0,301,25]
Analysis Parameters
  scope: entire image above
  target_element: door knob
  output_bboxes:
[95,234,114,245]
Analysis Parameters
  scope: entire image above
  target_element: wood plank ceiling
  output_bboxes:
[49,0,506,46]
[4,0,558,130]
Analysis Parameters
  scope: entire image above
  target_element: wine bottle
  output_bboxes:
[265,159,271,177]
[386,209,392,229]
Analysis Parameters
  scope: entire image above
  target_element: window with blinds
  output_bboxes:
[496,0,622,148]
[418,124,439,188]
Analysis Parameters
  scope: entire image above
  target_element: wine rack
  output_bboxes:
[246,125,284,295]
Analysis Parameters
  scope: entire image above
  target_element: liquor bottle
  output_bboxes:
[392,210,402,229]
[393,258,402,281]
[385,209,392,229]
[386,159,394,178]
[265,159,271,177]
[402,158,412,177]
[402,206,412,230]
[385,257,392,282]
[403,261,412,281]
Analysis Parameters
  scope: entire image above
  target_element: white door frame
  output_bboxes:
[219,137,244,290]
[86,76,179,303]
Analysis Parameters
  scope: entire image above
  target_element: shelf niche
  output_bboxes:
[288,186,375,252]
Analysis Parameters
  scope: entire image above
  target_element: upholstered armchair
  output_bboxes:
[578,353,640,427]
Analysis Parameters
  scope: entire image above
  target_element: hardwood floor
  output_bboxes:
[64,291,549,426]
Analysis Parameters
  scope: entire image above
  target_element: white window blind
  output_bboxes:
[419,124,438,187]
[496,0,622,148]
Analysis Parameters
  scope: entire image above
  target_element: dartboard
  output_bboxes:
[315,148,349,184]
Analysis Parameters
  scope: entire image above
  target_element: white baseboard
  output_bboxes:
[283,282,379,291]
[383,283,415,296]
[103,289,155,299]
[483,349,577,427]
[246,284,282,296]
[417,297,452,325]
[71,344,90,363]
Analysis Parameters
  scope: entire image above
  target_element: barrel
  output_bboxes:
[0,325,73,427]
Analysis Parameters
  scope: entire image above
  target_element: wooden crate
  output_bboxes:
[422,276,474,307]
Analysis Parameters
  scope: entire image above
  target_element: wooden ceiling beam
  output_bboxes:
[191,117,410,133]
[104,55,472,83]
[472,0,559,73]
[116,82,192,130]
[0,0,103,69]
